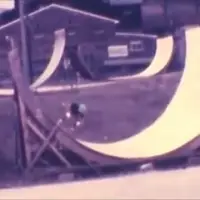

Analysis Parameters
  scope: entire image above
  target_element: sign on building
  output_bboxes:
[0,0,14,11]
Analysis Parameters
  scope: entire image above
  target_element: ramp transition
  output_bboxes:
[111,36,174,81]
[30,29,66,89]
[0,28,66,96]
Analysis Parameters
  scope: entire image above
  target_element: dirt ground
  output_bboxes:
[1,166,200,199]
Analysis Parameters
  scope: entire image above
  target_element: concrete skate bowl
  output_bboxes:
[7,22,200,165]
[0,28,66,96]
[28,26,180,144]
[35,30,182,143]
[6,29,182,147]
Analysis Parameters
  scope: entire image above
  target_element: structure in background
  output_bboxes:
[1,0,199,35]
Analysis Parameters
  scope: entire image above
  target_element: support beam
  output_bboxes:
[8,41,32,170]
[18,0,32,84]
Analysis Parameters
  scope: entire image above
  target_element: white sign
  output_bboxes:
[108,0,142,5]
[108,45,128,58]
[0,0,14,10]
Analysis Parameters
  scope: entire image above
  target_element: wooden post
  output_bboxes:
[18,0,32,84]
[14,89,32,170]
[8,37,32,170]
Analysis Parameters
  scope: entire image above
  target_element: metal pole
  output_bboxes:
[18,0,31,84]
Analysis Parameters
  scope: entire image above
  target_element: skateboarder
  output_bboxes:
[65,102,87,131]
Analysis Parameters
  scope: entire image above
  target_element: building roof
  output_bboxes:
[0,3,119,38]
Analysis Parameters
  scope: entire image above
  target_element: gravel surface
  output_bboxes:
[1,166,200,199]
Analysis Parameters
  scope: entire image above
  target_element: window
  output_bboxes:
[129,40,144,52]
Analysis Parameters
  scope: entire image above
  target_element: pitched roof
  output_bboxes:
[0,3,119,37]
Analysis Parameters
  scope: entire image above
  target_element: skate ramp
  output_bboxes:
[0,28,66,96]
[31,29,66,88]
[6,26,200,164]
[111,36,173,81]
[75,27,200,159]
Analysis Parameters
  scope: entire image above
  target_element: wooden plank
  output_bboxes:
[27,119,71,169]
[28,118,64,169]
[17,95,32,167]
[8,45,32,169]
